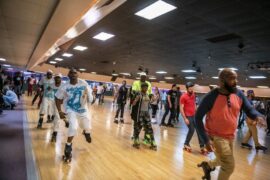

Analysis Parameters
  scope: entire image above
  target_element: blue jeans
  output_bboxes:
[184,116,204,148]
[3,96,16,106]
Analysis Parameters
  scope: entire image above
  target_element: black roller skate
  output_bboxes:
[83,130,92,143]
[47,115,53,123]
[37,118,43,129]
[51,115,55,121]
[120,118,124,124]
[150,141,157,151]
[256,145,267,153]
[183,145,192,153]
[197,161,215,180]
[114,118,118,124]
[241,143,252,150]
[51,132,57,142]
[63,143,72,163]
[133,138,140,149]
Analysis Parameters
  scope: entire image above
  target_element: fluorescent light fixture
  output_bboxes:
[93,32,115,41]
[156,71,167,74]
[73,45,88,51]
[257,86,269,89]
[182,69,196,73]
[210,84,217,87]
[55,58,63,61]
[149,77,156,80]
[135,0,177,20]
[7,68,13,70]
[185,76,196,80]
[212,76,219,79]
[164,77,174,80]
[159,81,166,83]
[49,61,57,64]
[91,72,97,74]
[79,68,86,71]
[218,67,238,71]
[0,58,6,61]
[112,73,118,76]
[62,53,73,57]
[120,72,131,76]
[2,64,11,67]
[249,76,267,79]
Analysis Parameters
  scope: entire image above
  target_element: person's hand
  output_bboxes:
[59,111,66,119]
[205,141,214,152]
[184,118,190,125]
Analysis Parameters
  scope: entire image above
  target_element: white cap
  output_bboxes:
[47,69,53,73]
[55,73,62,77]
[140,72,147,76]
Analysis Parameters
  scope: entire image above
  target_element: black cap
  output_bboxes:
[186,82,194,89]
[141,82,148,88]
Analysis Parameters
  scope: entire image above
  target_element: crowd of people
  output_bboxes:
[1,64,270,179]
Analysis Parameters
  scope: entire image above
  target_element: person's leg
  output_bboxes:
[37,98,48,128]
[143,112,156,148]
[167,108,175,126]
[3,96,11,107]
[184,117,195,148]
[160,105,169,125]
[242,122,252,145]
[207,137,234,180]
[176,106,180,121]
[153,105,158,118]
[133,114,143,147]
[114,103,121,122]
[80,113,92,143]
[51,107,60,142]
[120,103,125,122]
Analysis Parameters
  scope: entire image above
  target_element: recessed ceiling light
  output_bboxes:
[159,81,166,83]
[93,32,115,41]
[257,86,269,88]
[135,0,177,20]
[49,61,57,64]
[0,58,6,61]
[62,53,73,57]
[2,64,11,67]
[120,72,131,76]
[79,68,86,71]
[212,76,219,79]
[91,72,97,74]
[218,67,238,71]
[149,77,156,80]
[185,76,196,79]
[73,45,88,51]
[249,76,267,79]
[156,71,167,74]
[182,69,196,73]
[55,58,63,61]
[164,77,174,80]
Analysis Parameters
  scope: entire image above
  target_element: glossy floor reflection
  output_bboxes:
[25,96,270,180]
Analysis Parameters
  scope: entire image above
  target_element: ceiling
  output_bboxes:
[46,0,270,87]
[0,0,59,67]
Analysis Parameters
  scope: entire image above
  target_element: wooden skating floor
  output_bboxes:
[25,96,270,180]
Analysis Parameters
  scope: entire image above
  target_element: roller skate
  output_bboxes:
[132,138,140,149]
[37,118,43,129]
[62,143,72,163]
[51,132,57,142]
[150,141,157,151]
[183,145,192,153]
[197,161,215,180]
[120,118,124,124]
[143,134,151,145]
[114,118,118,124]
[47,115,53,123]
[82,130,92,143]
[159,122,166,127]
[256,145,267,153]
[200,147,209,155]
[241,143,252,150]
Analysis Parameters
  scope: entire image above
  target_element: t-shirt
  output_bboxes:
[97,85,103,94]
[167,90,177,108]
[13,76,23,86]
[4,90,18,104]
[55,79,92,113]
[117,86,128,104]
[39,77,54,99]
[180,92,196,116]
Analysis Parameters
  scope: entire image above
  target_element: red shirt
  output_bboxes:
[180,92,196,116]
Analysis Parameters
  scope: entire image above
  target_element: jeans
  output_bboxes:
[115,103,125,118]
[161,104,175,125]
[184,116,204,147]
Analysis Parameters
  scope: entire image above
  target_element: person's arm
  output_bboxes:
[55,86,66,119]
[180,96,189,125]
[132,94,140,106]
[167,93,172,108]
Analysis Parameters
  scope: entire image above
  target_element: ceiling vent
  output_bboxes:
[206,33,242,43]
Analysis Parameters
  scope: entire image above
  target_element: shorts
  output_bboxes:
[67,111,91,137]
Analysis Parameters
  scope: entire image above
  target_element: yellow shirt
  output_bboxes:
[132,80,152,95]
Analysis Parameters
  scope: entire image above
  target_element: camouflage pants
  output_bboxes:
[133,111,154,140]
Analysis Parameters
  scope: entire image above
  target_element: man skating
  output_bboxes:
[196,68,265,180]
[114,80,128,124]
[55,69,93,162]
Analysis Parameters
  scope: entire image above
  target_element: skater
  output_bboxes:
[150,87,160,123]
[114,80,128,124]
[241,90,267,151]
[55,68,93,162]
[12,71,23,100]
[50,73,63,142]
[180,82,207,154]
[97,83,104,105]
[131,82,157,150]
[27,75,36,96]
[160,90,167,110]
[32,86,43,108]
[160,84,177,127]
[37,70,54,128]
[196,68,265,180]
[175,87,182,122]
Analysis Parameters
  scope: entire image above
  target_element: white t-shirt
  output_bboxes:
[39,77,54,99]
[97,85,103,94]
[55,79,92,114]
[5,90,19,104]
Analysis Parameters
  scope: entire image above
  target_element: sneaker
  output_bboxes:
[241,143,252,149]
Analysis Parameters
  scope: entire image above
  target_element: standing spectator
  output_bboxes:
[160,84,177,127]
